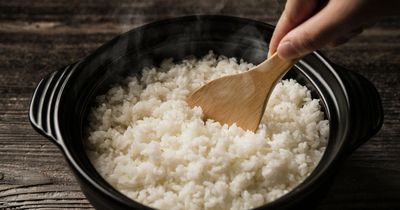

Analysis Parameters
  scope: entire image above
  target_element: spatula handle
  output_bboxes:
[254,52,298,82]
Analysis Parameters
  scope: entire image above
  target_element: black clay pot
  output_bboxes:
[29,15,383,210]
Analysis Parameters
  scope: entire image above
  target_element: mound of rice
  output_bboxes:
[85,52,329,210]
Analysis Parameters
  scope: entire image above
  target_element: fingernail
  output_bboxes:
[277,40,299,59]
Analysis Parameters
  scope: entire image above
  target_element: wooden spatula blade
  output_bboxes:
[187,71,272,131]
[186,53,296,132]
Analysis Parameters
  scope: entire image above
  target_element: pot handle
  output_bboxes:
[29,63,77,146]
[332,63,384,152]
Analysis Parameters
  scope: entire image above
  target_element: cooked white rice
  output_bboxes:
[85,52,329,210]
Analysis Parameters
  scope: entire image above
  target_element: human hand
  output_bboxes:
[269,0,400,59]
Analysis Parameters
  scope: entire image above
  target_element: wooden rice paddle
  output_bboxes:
[186,53,297,132]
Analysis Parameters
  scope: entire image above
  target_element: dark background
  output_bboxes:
[0,0,399,209]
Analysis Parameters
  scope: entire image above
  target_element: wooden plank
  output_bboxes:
[0,0,399,209]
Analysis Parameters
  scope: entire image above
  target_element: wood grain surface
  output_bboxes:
[0,0,399,209]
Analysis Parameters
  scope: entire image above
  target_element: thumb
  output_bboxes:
[277,2,346,59]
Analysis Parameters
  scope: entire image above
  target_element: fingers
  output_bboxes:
[268,0,319,58]
[277,0,358,59]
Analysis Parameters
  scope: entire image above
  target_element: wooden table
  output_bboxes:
[1,0,399,209]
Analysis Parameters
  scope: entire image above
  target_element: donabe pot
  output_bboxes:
[29,15,383,210]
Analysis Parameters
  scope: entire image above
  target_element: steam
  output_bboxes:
[110,0,231,33]
[89,0,284,90]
